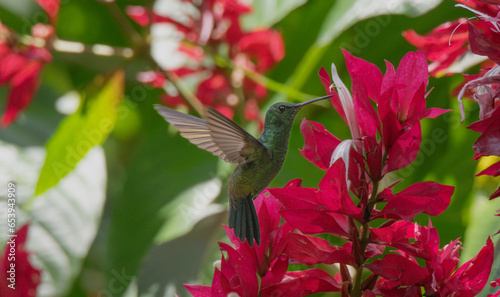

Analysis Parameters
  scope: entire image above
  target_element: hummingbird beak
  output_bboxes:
[295,94,334,108]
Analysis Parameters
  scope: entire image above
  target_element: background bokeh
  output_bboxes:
[0,0,499,296]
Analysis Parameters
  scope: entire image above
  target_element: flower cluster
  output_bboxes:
[184,51,494,297]
[128,0,285,127]
[0,0,58,127]
[404,0,500,201]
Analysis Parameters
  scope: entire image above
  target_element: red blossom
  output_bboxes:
[0,224,40,297]
[366,253,429,286]
[0,25,53,127]
[403,20,469,77]
[299,119,341,170]
[260,269,341,297]
[34,0,60,23]
[377,181,454,221]
[237,29,285,72]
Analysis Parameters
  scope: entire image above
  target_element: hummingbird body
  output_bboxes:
[155,95,331,246]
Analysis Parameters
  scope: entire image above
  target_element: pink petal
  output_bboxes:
[319,159,362,218]
[468,20,500,64]
[442,238,494,297]
[0,224,40,297]
[476,160,500,177]
[393,51,429,116]
[238,29,285,72]
[299,119,341,170]
[378,181,454,221]
[285,233,355,266]
[473,121,500,156]
[386,122,422,172]
[34,0,60,21]
[261,256,288,289]
[1,61,43,127]
[365,254,429,286]
[318,67,346,123]
[184,284,212,297]
[218,243,259,296]
[260,269,341,296]
[342,49,383,103]
[279,209,350,238]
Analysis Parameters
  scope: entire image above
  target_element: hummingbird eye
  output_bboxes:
[278,105,287,113]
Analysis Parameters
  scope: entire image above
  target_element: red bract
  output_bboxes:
[184,189,344,297]
[403,20,469,77]
[0,224,40,297]
[377,181,454,221]
[0,25,53,127]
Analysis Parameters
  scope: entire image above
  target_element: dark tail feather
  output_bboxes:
[228,198,261,246]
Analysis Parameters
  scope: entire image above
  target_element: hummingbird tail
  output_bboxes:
[228,198,261,247]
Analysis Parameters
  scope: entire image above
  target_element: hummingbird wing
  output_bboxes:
[155,105,267,164]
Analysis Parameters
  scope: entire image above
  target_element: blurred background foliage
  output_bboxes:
[0,0,499,296]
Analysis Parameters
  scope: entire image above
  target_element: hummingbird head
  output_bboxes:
[264,94,333,129]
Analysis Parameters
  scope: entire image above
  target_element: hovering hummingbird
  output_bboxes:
[154,94,332,246]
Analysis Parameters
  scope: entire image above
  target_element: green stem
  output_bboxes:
[99,0,143,47]
[147,56,205,116]
[351,180,380,297]
[213,55,315,102]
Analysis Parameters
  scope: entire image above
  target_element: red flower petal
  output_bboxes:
[476,160,500,177]
[238,29,285,72]
[279,209,350,238]
[0,225,40,297]
[473,120,500,156]
[468,20,500,64]
[319,159,362,219]
[260,269,341,296]
[365,254,429,286]
[34,0,60,21]
[299,119,341,170]
[377,181,454,221]
[342,49,383,103]
[442,238,494,297]
[318,67,346,123]
[184,284,212,297]
[386,122,422,172]
[1,61,43,127]
[285,233,355,266]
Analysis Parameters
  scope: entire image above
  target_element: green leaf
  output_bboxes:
[106,104,219,291]
[138,211,226,297]
[288,0,443,93]
[0,141,107,297]
[34,70,124,197]
[241,0,308,29]
[155,178,225,243]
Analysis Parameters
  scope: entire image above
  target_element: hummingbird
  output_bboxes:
[154,94,332,246]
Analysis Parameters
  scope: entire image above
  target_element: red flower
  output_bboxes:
[313,50,449,179]
[0,24,53,127]
[185,186,344,297]
[0,225,40,297]
[237,29,285,72]
[376,181,454,221]
[403,20,469,77]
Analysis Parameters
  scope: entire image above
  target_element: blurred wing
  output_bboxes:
[154,105,266,164]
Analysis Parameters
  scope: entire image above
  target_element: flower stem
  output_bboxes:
[146,56,205,116]
[351,180,379,297]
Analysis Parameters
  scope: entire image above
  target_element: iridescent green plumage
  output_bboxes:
[155,95,332,246]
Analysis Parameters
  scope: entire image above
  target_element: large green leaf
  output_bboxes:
[0,141,107,297]
[241,0,308,29]
[106,104,219,293]
[34,70,124,197]
[286,0,443,97]
[138,211,226,297]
